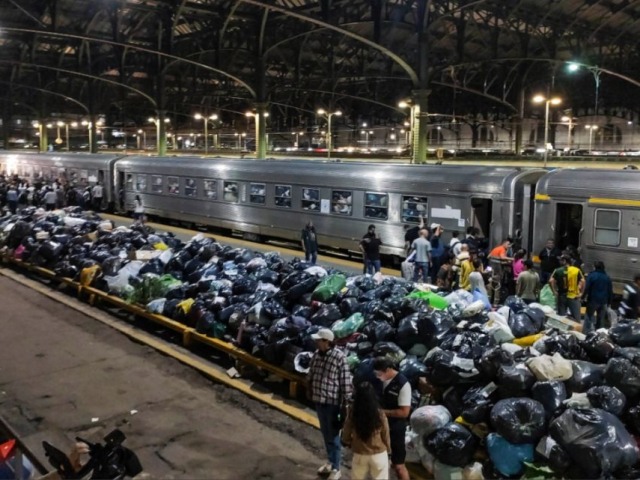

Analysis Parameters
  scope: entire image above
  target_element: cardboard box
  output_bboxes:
[545,313,583,332]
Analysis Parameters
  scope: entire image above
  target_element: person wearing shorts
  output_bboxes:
[373,358,411,480]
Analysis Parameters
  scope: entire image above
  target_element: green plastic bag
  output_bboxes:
[406,290,449,310]
[346,354,361,371]
[539,284,556,309]
[312,274,347,302]
[331,312,365,339]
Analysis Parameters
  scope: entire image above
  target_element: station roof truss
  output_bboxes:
[1,0,640,128]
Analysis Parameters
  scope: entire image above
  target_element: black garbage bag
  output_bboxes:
[361,320,396,344]
[490,398,546,444]
[166,250,192,273]
[256,269,279,284]
[424,348,479,387]
[504,295,527,314]
[419,310,455,345]
[424,423,478,467]
[138,258,164,275]
[460,384,496,424]
[609,322,640,347]
[359,285,393,302]
[37,240,63,263]
[497,363,536,397]
[162,298,181,318]
[539,332,589,360]
[356,340,374,358]
[354,276,377,292]
[604,357,640,398]
[342,285,364,299]
[310,304,342,327]
[534,436,572,474]
[263,338,292,366]
[508,311,542,338]
[280,271,310,291]
[373,342,406,365]
[232,277,258,295]
[625,405,640,435]
[339,297,361,317]
[476,346,514,381]
[6,220,32,248]
[566,361,605,393]
[195,311,216,335]
[612,346,640,365]
[396,314,422,351]
[399,356,429,387]
[361,300,395,324]
[184,258,204,276]
[53,261,78,279]
[101,256,122,276]
[581,332,616,363]
[549,408,640,478]
[353,357,384,388]
[285,277,318,302]
[587,386,626,415]
[51,234,71,245]
[531,381,567,418]
[440,331,495,360]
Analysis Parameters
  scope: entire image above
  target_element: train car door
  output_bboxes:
[554,202,583,251]
[471,197,492,241]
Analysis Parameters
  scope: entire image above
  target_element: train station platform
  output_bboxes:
[0,270,326,479]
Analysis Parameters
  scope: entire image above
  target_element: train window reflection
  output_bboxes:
[302,188,320,211]
[185,178,197,197]
[332,190,352,215]
[594,209,621,246]
[204,179,217,200]
[365,192,388,220]
[275,185,292,208]
[136,175,147,192]
[402,195,428,223]
[151,175,163,193]
[167,177,179,195]
[126,174,133,190]
[224,181,239,202]
[250,183,266,204]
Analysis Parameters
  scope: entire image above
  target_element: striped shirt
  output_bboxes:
[308,347,353,406]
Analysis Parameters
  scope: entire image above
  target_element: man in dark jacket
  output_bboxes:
[539,238,561,285]
[582,261,613,333]
[301,221,319,265]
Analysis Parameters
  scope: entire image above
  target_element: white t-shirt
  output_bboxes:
[450,238,462,256]
[383,377,412,407]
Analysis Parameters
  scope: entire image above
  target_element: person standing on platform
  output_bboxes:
[91,182,103,211]
[341,382,391,480]
[516,260,540,304]
[403,216,424,256]
[539,239,561,285]
[44,187,57,211]
[373,358,411,480]
[133,195,145,225]
[449,230,462,257]
[301,221,319,265]
[6,184,18,214]
[411,228,432,283]
[360,225,382,275]
[307,328,352,480]
[550,255,585,320]
[582,261,613,333]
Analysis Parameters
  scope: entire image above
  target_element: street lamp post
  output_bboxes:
[317,109,342,160]
[561,116,575,151]
[137,129,146,150]
[567,62,602,121]
[533,95,562,167]
[585,125,599,154]
[148,117,170,155]
[194,113,218,155]
[360,129,374,148]
[291,131,305,148]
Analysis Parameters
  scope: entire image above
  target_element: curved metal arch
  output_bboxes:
[0,81,89,113]
[238,0,419,85]
[586,0,640,42]
[1,27,257,98]
[431,80,517,112]
[0,98,38,115]
[0,59,157,107]
[272,86,401,112]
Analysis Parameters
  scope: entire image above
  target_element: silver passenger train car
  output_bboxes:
[533,168,640,291]
[115,156,546,259]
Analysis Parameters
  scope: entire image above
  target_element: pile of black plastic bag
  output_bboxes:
[3,207,640,479]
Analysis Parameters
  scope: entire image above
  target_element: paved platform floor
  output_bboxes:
[0,273,328,479]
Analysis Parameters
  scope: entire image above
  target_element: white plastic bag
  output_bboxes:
[410,405,451,436]
[526,353,573,381]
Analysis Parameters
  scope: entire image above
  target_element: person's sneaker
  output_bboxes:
[327,470,341,480]
[317,463,332,475]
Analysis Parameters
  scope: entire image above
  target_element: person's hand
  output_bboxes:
[69,442,90,472]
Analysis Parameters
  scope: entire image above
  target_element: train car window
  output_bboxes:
[332,190,352,215]
[151,175,163,193]
[365,192,388,220]
[126,174,133,190]
[302,188,320,211]
[275,185,292,208]
[223,181,239,202]
[594,209,621,246]
[204,179,217,200]
[185,178,197,197]
[250,183,266,204]
[167,176,180,195]
[136,175,147,192]
[402,195,428,223]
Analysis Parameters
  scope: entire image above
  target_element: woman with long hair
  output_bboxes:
[341,382,391,480]
[133,195,144,224]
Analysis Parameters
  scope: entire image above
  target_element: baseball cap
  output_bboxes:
[430,223,441,230]
[311,328,335,342]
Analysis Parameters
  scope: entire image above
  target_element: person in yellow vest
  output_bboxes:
[549,255,585,320]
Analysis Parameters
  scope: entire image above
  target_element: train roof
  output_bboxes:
[118,156,544,196]
[0,152,122,169]
[537,168,640,200]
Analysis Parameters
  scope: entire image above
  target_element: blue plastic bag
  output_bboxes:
[472,288,491,311]
[486,433,534,476]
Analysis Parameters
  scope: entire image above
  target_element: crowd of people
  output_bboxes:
[0,173,107,214]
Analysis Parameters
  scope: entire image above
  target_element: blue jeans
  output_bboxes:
[413,262,429,282]
[366,259,381,275]
[584,302,608,333]
[558,296,581,321]
[316,403,342,470]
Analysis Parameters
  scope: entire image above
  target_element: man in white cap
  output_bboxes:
[307,328,352,480]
